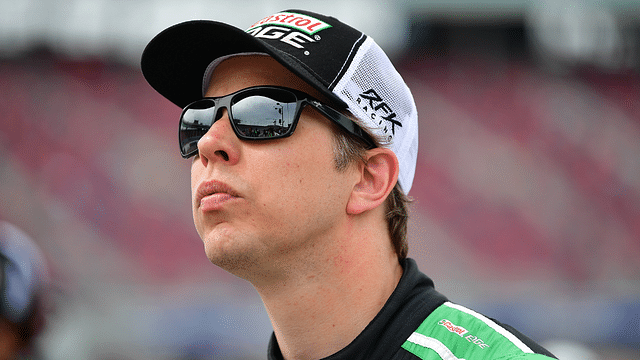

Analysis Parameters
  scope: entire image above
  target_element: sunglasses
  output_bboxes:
[179,86,374,158]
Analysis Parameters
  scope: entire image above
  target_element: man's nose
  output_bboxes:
[195,108,240,166]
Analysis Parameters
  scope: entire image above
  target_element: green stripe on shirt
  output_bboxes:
[402,302,553,360]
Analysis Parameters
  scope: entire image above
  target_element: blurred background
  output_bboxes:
[1,0,639,359]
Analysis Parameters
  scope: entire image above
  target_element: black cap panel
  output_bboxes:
[245,10,363,88]
[141,10,364,109]
[141,21,269,108]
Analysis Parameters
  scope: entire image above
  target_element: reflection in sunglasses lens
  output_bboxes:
[232,93,296,138]
[179,88,309,158]
[180,100,217,155]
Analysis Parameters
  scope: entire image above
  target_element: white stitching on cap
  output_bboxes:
[328,33,366,89]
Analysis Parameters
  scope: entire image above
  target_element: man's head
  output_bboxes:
[141,10,417,267]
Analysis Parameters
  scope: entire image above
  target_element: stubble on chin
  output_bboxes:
[201,230,265,278]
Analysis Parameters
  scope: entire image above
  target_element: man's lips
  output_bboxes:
[195,180,240,210]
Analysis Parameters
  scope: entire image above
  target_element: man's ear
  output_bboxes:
[346,148,399,215]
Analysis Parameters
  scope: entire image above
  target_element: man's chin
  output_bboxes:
[202,235,262,278]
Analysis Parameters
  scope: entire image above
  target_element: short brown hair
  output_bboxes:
[331,125,412,260]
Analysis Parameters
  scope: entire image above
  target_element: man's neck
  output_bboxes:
[253,226,403,360]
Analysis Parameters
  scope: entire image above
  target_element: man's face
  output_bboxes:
[191,55,359,278]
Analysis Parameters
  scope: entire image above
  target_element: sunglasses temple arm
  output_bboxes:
[310,101,376,148]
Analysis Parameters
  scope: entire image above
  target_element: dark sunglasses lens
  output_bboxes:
[231,89,298,138]
[179,99,217,157]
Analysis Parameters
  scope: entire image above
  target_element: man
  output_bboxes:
[141,9,556,360]
[0,222,48,360]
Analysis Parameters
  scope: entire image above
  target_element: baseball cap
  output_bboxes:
[141,9,418,193]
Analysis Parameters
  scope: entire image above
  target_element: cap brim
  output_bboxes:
[141,20,346,109]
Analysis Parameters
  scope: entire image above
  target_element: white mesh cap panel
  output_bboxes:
[332,37,418,194]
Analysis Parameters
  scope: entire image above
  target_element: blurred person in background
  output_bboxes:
[0,222,48,360]
[141,9,557,360]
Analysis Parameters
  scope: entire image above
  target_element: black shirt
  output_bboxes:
[268,258,556,360]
